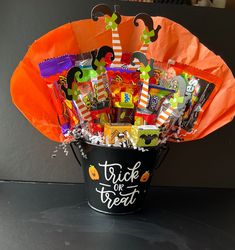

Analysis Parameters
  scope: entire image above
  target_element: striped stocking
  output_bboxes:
[138,79,150,109]
[155,107,174,127]
[76,97,92,122]
[96,74,107,102]
[111,27,123,68]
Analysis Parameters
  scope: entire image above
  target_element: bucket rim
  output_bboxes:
[72,139,166,152]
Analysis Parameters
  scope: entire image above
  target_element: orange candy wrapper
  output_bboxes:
[10,9,235,142]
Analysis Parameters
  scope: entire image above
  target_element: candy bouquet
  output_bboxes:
[11,4,235,214]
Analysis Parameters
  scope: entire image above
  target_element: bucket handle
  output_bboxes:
[154,144,169,170]
[70,142,82,167]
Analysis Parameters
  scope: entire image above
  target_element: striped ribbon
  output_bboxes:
[155,106,174,127]
[76,97,92,122]
[111,27,123,68]
[138,79,150,109]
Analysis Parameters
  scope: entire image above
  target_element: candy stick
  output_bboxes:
[131,14,161,70]
[138,79,149,109]
[131,52,152,109]
[131,44,149,70]
[92,46,115,103]
[156,93,184,127]
[111,27,123,68]
[91,4,123,68]
[135,14,161,55]
[61,67,92,122]
[97,74,106,102]
[155,106,174,127]
[76,97,92,122]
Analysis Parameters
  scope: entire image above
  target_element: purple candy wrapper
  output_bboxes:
[39,55,77,78]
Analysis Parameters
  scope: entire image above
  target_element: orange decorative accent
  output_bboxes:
[140,171,150,183]
[88,165,100,181]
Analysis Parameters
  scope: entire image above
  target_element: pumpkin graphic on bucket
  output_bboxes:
[140,171,150,183]
[88,165,100,181]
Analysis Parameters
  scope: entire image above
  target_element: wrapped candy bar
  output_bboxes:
[109,76,140,123]
[181,78,215,131]
[134,84,174,126]
[39,56,83,135]
[148,85,174,112]
[112,92,135,123]
[104,123,132,144]
[131,125,160,147]
[90,107,111,133]
[134,109,156,125]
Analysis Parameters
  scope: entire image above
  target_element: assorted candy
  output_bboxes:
[38,51,218,148]
[37,4,220,148]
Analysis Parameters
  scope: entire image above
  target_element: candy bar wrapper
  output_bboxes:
[148,85,175,112]
[106,67,140,86]
[111,91,136,123]
[91,75,110,104]
[134,110,156,125]
[104,123,132,144]
[109,81,140,108]
[39,53,95,80]
[39,55,77,79]
[181,78,215,131]
[165,64,221,140]
[88,122,103,134]
[47,82,70,135]
[40,55,99,129]
[150,66,168,86]
[158,106,181,140]
[76,80,95,112]
[131,125,160,147]
[112,107,135,124]
[150,62,221,141]
[38,54,96,136]
[90,107,111,127]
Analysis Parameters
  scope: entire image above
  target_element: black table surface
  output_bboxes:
[0,182,235,250]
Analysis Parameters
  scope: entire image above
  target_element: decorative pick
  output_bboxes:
[169,93,184,109]
[140,65,151,80]
[67,84,81,101]
[134,13,162,43]
[94,59,106,75]
[141,29,155,44]
[105,13,118,30]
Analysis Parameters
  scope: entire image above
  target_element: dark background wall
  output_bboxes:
[0,0,234,187]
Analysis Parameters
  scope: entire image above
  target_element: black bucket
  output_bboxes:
[70,141,169,214]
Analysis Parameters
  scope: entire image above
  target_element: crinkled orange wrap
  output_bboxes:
[10,16,235,142]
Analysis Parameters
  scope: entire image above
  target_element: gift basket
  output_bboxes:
[10,4,235,214]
